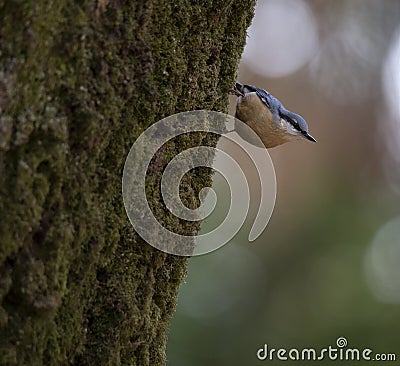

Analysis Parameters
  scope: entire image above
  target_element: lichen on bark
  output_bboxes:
[0,0,256,364]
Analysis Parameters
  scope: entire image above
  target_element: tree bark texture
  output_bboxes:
[0,1,256,364]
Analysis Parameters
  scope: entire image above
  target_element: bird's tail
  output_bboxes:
[229,81,246,97]
[235,81,245,94]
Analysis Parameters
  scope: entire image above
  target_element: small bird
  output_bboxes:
[232,82,316,148]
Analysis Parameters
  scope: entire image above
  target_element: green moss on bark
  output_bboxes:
[0,0,256,364]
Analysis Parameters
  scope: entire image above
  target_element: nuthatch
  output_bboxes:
[232,82,316,148]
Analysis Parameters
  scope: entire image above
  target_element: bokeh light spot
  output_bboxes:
[365,216,400,303]
[382,25,400,195]
[242,0,318,78]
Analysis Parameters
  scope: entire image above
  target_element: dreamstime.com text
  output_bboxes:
[256,337,396,362]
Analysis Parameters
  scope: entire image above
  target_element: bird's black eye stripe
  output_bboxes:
[281,114,300,131]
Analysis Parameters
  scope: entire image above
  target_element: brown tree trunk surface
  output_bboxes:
[0,1,255,364]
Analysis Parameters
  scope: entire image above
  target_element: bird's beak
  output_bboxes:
[304,132,317,143]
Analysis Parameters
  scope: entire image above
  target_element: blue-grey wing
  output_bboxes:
[243,84,282,119]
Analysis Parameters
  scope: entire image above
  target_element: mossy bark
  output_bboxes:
[0,1,256,364]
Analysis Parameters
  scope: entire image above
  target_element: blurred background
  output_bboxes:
[168,0,400,364]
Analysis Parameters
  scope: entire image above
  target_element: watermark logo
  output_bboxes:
[122,110,276,256]
[256,337,396,362]
[336,337,347,348]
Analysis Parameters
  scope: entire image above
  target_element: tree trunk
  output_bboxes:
[0,1,255,364]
